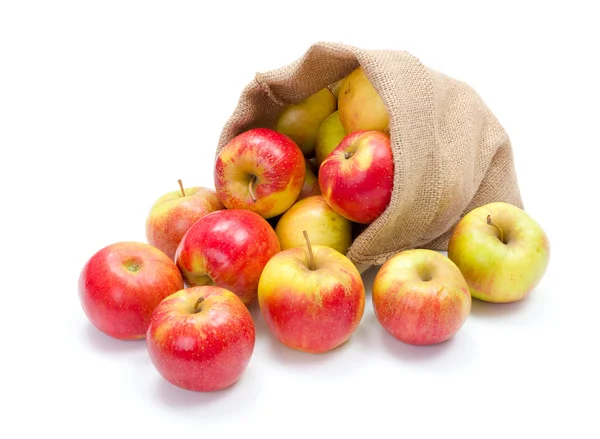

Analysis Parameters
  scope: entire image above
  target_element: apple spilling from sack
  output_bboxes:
[78,67,550,392]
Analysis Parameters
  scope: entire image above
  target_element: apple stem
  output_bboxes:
[487,215,505,244]
[194,297,205,313]
[248,175,258,202]
[177,179,186,197]
[303,230,316,271]
[344,151,354,159]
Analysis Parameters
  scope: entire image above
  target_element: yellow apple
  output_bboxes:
[274,88,337,156]
[338,67,389,133]
[448,202,550,303]
[275,195,352,255]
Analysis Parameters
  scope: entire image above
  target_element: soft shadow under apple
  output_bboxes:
[379,328,457,362]
[469,293,536,319]
[84,323,147,355]
[154,366,259,411]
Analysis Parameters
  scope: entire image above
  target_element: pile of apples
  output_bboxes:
[79,67,550,393]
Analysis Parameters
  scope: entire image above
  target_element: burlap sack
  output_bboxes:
[216,42,523,273]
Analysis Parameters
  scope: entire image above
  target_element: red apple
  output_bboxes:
[78,241,184,340]
[372,249,471,345]
[147,286,255,392]
[319,130,394,224]
[175,209,281,305]
[258,232,365,353]
[214,128,305,219]
[145,180,224,260]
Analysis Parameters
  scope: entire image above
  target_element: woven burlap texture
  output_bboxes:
[216,42,523,273]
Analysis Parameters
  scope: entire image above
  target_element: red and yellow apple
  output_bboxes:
[145,181,224,260]
[319,130,394,224]
[315,111,346,166]
[175,209,281,305]
[146,286,255,392]
[258,232,365,353]
[338,67,389,133]
[372,249,471,345]
[448,202,550,303]
[275,195,352,255]
[274,88,337,156]
[214,128,305,219]
[78,241,184,340]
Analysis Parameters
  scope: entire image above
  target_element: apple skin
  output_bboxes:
[145,186,224,260]
[214,128,305,219]
[258,245,365,353]
[315,111,346,166]
[79,241,184,340]
[319,130,394,224]
[175,209,281,305]
[372,249,471,345]
[448,202,550,303]
[338,67,389,133]
[297,161,321,201]
[146,286,255,392]
[275,195,352,255]
[274,88,337,156]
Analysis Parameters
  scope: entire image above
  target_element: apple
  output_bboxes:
[338,67,389,133]
[315,111,346,166]
[145,180,224,260]
[448,202,550,303]
[319,130,394,224]
[274,88,337,156]
[258,231,365,353]
[297,161,321,201]
[275,195,352,255]
[146,286,255,392]
[372,249,471,345]
[214,128,305,219]
[79,241,184,340]
[175,209,281,305]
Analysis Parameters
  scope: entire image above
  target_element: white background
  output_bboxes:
[1,1,598,438]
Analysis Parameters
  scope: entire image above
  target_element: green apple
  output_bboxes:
[448,202,550,303]
[275,88,337,156]
[275,195,352,255]
[315,111,346,166]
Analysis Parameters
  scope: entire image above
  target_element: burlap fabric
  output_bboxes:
[216,42,523,272]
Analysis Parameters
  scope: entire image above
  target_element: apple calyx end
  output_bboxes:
[344,151,354,160]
